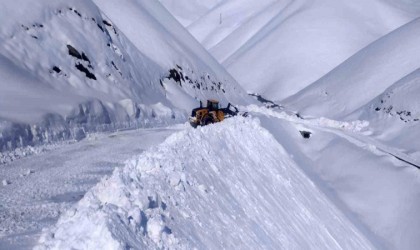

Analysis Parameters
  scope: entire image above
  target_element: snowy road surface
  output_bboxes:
[2,108,420,249]
[36,117,373,249]
[0,127,180,249]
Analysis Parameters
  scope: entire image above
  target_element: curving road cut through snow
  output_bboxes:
[0,127,181,249]
[36,117,373,249]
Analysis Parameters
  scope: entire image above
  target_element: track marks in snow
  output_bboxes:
[249,104,420,170]
[0,127,176,249]
[245,104,369,132]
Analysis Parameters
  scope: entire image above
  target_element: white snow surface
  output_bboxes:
[36,117,373,249]
[2,1,420,250]
[0,53,82,124]
[0,126,179,249]
[168,0,420,100]
[285,17,420,119]
[249,106,420,250]
[0,0,248,151]
[159,0,222,26]
[348,69,420,161]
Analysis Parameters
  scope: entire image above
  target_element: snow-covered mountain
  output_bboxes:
[159,0,221,26]
[281,17,420,157]
[352,68,420,158]
[284,17,420,119]
[161,0,420,157]
[162,0,420,101]
[2,1,420,250]
[0,0,248,151]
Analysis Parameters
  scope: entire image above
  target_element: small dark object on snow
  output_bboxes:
[75,63,96,80]
[300,131,312,139]
[168,69,182,84]
[103,20,112,26]
[52,66,61,73]
[67,44,82,60]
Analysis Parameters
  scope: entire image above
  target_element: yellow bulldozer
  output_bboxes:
[189,99,240,128]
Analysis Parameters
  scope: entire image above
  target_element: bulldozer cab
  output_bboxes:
[207,99,219,110]
[190,99,240,128]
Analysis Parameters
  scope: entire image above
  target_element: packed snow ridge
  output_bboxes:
[36,117,373,249]
[245,105,369,133]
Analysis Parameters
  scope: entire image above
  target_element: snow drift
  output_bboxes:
[0,0,248,151]
[36,117,373,249]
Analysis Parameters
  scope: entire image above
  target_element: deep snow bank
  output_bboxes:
[245,104,369,133]
[248,106,420,249]
[36,117,373,249]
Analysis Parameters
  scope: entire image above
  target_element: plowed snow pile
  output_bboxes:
[36,117,373,249]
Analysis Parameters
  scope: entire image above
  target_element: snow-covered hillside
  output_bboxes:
[250,106,420,250]
[3,0,420,249]
[285,17,420,119]
[164,0,420,101]
[0,0,248,152]
[280,16,420,158]
[36,117,373,249]
[349,69,420,159]
[159,0,221,26]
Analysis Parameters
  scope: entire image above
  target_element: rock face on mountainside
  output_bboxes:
[162,0,420,161]
[0,0,248,151]
[162,0,420,101]
[284,18,420,119]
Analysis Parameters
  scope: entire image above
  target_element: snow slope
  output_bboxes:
[285,17,420,119]
[178,0,420,100]
[0,0,248,151]
[250,108,420,250]
[36,117,373,249]
[0,54,82,124]
[159,0,222,26]
[349,69,420,160]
